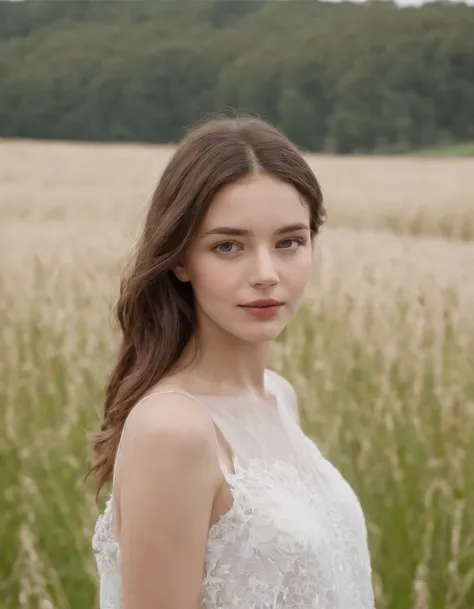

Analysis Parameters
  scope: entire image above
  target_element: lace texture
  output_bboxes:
[92,372,375,609]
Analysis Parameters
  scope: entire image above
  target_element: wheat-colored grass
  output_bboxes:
[1,140,474,609]
[1,138,474,239]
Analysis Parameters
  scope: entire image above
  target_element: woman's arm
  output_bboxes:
[114,393,222,609]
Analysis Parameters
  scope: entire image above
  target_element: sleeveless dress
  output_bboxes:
[92,370,375,609]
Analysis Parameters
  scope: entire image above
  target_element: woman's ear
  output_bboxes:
[174,260,190,283]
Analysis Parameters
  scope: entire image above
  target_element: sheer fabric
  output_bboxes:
[92,370,375,608]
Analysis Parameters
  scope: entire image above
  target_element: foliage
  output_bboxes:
[0,1,473,153]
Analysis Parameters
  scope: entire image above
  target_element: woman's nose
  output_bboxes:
[249,250,279,287]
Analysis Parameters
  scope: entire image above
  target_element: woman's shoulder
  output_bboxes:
[123,386,217,449]
[265,368,300,423]
[114,388,224,499]
[265,368,297,397]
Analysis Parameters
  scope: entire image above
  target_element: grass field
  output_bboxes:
[1,139,474,609]
[411,141,474,158]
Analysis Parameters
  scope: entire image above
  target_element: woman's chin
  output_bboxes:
[234,322,286,344]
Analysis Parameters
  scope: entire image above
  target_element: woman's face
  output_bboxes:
[175,172,314,344]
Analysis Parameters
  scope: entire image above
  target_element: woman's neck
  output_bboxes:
[170,334,271,399]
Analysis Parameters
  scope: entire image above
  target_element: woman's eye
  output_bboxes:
[214,242,241,254]
[278,238,304,249]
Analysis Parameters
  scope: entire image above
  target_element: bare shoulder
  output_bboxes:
[115,390,221,493]
[125,389,216,444]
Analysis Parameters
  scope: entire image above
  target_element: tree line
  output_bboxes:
[0,0,473,154]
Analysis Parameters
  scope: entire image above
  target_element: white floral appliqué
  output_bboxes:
[93,456,374,609]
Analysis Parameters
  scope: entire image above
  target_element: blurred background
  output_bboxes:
[1,2,474,609]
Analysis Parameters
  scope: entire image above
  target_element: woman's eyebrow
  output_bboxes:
[275,223,310,235]
[202,223,310,237]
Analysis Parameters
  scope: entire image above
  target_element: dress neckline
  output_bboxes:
[179,369,282,417]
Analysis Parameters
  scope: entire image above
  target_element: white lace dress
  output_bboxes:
[92,370,375,608]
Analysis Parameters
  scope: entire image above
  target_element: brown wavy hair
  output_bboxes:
[87,115,326,499]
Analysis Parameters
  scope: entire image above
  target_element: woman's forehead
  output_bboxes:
[202,175,308,229]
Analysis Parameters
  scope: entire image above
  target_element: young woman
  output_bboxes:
[90,116,375,609]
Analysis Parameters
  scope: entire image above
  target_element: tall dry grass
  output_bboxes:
[2,139,474,239]
[1,139,474,609]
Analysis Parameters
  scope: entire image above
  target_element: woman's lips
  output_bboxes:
[240,304,282,319]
